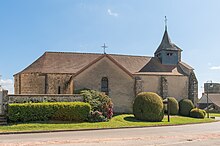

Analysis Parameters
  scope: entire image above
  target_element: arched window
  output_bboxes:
[101,77,109,95]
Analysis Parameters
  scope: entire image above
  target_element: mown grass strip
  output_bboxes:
[210,113,220,117]
[0,114,215,133]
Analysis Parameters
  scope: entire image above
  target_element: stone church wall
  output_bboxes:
[137,75,188,101]
[14,73,72,94]
[7,94,83,103]
[14,74,20,94]
[73,57,135,113]
[166,76,188,101]
[137,75,161,95]
[46,74,72,94]
[14,73,46,94]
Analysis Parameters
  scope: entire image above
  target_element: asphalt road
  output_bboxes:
[0,121,220,146]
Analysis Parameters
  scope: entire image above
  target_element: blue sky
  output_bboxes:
[0,0,220,95]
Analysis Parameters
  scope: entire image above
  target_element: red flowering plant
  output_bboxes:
[81,90,113,122]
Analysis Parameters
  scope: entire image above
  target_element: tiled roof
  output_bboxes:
[16,51,191,76]
[198,94,220,107]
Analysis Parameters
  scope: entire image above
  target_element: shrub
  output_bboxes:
[81,90,113,122]
[133,92,164,122]
[202,109,206,117]
[190,108,206,118]
[179,99,194,116]
[8,102,91,122]
[88,111,107,122]
[74,88,91,94]
[167,97,179,115]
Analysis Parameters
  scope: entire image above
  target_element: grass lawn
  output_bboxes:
[210,113,220,117]
[0,114,215,133]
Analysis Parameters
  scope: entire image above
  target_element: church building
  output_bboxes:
[14,27,198,113]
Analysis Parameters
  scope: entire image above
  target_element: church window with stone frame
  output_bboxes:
[101,77,109,95]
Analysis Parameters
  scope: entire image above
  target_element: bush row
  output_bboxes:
[133,92,206,122]
[177,98,206,118]
[8,102,91,122]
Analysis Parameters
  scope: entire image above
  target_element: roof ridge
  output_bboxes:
[109,53,151,58]
[45,51,151,58]
[45,51,102,55]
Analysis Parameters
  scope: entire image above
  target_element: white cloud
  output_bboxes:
[107,9,118,17]
[0,79,14,94]
[210,66,220,70]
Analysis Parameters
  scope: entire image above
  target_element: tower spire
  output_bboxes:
[165,16,167,31]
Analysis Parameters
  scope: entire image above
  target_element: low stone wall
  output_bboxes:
[7,94,83,104]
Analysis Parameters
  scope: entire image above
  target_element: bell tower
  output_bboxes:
[154,17,182,65]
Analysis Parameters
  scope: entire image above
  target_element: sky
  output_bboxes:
[0,0,220,96]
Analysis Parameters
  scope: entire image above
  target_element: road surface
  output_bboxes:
[0,121,220,146]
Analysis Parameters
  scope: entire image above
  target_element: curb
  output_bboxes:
[0,120,218,135]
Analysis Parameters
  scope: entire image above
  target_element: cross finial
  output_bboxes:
[165,16,168,31]
[101,43,108,54]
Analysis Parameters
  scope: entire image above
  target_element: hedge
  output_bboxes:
[179,99,194,116]
[8,102,91,122]
[167,97,179,115]
[133,92,164,122]
[190,108,206,119]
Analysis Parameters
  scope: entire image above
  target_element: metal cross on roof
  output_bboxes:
[165,16,168,30]
[101,43,108,54]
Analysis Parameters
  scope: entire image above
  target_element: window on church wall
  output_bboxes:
[167,53,173,56]
[58,86,61,94]
[101,77,109,95]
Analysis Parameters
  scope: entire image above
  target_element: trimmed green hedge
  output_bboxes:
[179,99,195,116]
[8,102,91,122]
[133,92,164,122]
[167,97,179,115]
[190,108,206,119]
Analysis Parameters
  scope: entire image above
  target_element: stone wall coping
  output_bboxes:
[8,94,81,96]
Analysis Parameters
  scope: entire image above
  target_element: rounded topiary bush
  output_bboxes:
[133,92,164,122]
[179,99,194,116]
[190,108,206,119]
[167,97,179,115]
[202,109,206,117]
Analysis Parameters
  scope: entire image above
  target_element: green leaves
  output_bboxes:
[81,90,113,121]
[133,92,164,122]
[8,102,91,122]
[179,99,195,116]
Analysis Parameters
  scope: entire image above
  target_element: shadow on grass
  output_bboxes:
[123,116,143,122]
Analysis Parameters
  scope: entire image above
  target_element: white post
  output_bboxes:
[0,87,3,115]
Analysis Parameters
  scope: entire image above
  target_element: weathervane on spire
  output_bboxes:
[101,43,108,54]
[165,16,168,30]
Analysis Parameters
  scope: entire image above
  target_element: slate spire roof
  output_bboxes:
[154,28,182,54]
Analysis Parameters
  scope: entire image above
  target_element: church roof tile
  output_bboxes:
[15,51,192,76]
